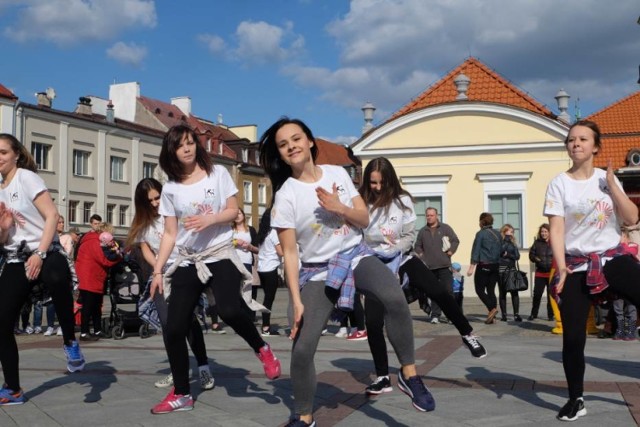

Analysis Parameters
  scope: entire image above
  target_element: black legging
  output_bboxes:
[258,269,280,328]
[0,252,75,391]
[530,275,552,319]
[80,289,103,334]
[498,266,520,317]
[561,255,640,400]
[165,259,266,395]
[365,256,472,377]
[341,293,365,331]
[474,264,499,311]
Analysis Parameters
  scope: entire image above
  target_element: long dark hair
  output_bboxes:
[232,208,248,231]
[537,223,550,240]
[126,178,163,247]
[0,133,37,172]
[256,208,273,246]
[159,124,213,182]
[259,117,318,206]
[359,157,413,213]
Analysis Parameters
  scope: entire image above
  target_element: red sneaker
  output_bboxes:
[150,388,194,414]
[346,330,368,341]
[257,344,281,379]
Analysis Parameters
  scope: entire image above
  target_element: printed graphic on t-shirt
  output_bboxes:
[311,207,350,238]
[573,198,614,230]
[7,207,26,228]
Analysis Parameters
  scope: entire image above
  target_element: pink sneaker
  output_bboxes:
[346,330,368,341]
[257,344,281,379]
[150,388,194,414]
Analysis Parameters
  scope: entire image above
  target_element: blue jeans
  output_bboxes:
[33,301,56,328]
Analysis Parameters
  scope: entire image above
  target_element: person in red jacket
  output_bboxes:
[75,223,122,341]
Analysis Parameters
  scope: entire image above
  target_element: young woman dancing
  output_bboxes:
[0,134,84,406]
[256,208,283,336]
[359,157,486,395]
[545,120,640,421]
[260,118,434,427]
[126,178,214,392]
[148,125,280,414]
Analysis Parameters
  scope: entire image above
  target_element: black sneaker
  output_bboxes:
[462,334,487,358]
[284,416,316,427]
[397,372,435,412]
[365,376,393,395]
[557,397,586,421]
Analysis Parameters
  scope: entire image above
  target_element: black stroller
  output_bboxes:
[102,255,151,339]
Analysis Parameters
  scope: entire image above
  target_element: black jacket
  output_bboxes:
[529,238,553,273]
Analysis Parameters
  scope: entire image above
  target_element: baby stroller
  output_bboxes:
[102,255,151,339]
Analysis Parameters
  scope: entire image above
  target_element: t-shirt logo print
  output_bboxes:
[205,188,215,198]
[10,192,18,202]
[389,215,398,225]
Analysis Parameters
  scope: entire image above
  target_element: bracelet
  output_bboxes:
[152,272,163,276]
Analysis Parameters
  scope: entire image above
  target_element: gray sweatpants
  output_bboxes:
[289,256,415,415]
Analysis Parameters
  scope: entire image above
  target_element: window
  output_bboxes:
[242,148,248,163]
[110,156,126,182]
[489,194,523,246]
[413,196,443,231]
[73,150,90,176]
[119,205,129,226]
[31,143,51,170]
[243,181,252,203]
[83,202,93,224]
[106,204,116,224]
[258,183,267,205]
[68,201,79,223]
[143,162,156,179]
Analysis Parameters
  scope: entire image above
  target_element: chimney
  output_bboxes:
[171,96,191,116]
[75,96,93,115]
[109,82,140,122]
[555,89,571,124]
[106,100,115,123]
[217,114,223,124]
[454,73,470,100]
[361,102,376,134]
[36,92,51,108]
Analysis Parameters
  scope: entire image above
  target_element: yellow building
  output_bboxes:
[351,58,571,294]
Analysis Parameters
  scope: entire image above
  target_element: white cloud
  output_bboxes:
[201,20,305,66]
[5,0,157,46]
[106,41,147,67]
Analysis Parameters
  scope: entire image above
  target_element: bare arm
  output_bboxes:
[607,164,639,226]
[140,242,157,268]
[150,215,178,298]
[25,191,58,281]
[277,227,303,339]
[548,215,569,293]
[183,195,240,232]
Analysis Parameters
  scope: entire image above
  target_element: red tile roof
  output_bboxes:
[0,83,17,100]
[587,91,640,169]
[316,138,359,166]
[390,57,555,122]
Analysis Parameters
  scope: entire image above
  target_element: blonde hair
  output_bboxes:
[95,222,114,234]
[500,224,517,245]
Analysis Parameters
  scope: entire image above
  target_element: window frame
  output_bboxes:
[31,142,51,171]
[73,149,91,177]
[110,156,126,182]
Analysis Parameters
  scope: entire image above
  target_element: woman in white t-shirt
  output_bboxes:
[126,177,214,392]
[359,157,487,396]
[147,125,281,415]
[260,118,433,427]
[256,208,283,336]
[230,208,258,320]
[0,134,84,406]
[544,120,640,421]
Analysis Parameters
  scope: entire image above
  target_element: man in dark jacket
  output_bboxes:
[414,207,460,323]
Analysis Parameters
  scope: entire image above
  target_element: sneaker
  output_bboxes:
[210,324,226,334]
[34,326,42,334]
[321,328,329,336]
[13,328,22,335]
[528,315,536,321]
[0,388,25,405]
[557,397,586,421]
[56,327,63,336]
[261,328,280,337]
[63,340,85,373]
[462,334,487,359]
[335,327,349,338]
[365,376,393,395]
[44,326,55,336]
[625,326,637,341]
[80,333,99,342]
[430,317,439,324]
[514,315,523,322]
[485,308,498,324]
[397,372,435,412]
[154,374,174,388]
[25,325,34,334]
[257,344,281,379]
[150,388,194,414]
[613,329,625,341]
[284,416,316,427]
[199,370,215,390]
[346,330,368,341]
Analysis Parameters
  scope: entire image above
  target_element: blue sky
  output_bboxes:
[1,0,639,144]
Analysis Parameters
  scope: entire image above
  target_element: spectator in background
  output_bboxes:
[498,224,522,322]
[528,224,553,321]
[414,207,460,324]
[90,214,102,232]
[451,262,464,312]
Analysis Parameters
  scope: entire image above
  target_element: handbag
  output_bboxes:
[503,261,528,292]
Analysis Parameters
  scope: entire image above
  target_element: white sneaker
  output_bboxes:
[335,327,349,338]
[154,373,174,388]
[44,327,55,336]
[34,326,42,334]
[25,326,34,334]
[56,327,63,336]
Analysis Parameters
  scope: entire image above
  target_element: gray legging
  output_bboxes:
[289,256,415,415]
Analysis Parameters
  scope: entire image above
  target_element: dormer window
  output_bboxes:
[168,112,174,118]
[242,148,248,163]
[627,149,640,167]
[155,108,161,114]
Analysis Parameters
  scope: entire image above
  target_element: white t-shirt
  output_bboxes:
[364,195,416,256]
[271,164,363,264]
[0,168,59,255]
[544,168,622,256]
[159,164,237,264]
[233,228,253,265]
[258,229,281,272]
[137,216,178,260]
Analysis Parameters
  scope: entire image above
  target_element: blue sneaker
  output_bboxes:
[63,340,85,373]
[397,372,435,412]
[0,387,25,405]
